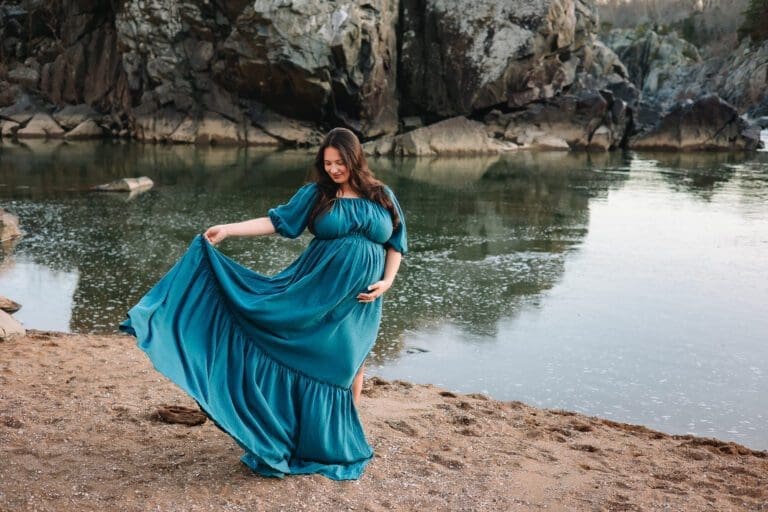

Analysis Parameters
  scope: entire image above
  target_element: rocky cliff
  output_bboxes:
[0,0,762,152]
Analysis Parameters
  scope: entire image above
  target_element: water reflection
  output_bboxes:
[1,141,767,448]
[1,142,630,344]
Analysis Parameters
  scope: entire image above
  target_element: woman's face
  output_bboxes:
[323,146,350,186]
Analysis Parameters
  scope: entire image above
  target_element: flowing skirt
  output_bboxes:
[120,234,386,480]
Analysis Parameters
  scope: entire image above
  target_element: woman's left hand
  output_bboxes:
[357,280,392,303]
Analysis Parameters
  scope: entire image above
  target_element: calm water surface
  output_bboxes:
[1,139,767,449]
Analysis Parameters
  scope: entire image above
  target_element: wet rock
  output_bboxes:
[390,116,517,156]
[64,119,105,139]
[0,296,21,314]
[16,112,65,138]
[0,310,25,341]
[629,95,763,151]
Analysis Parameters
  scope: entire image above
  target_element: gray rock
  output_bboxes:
[242,124,280,146]
[0,120,20,138]
[490,91,621,151]
[0,296,21,314]
[629,95,762,151]
[0,310,25,341]
[53,104,100,130]
[64,119,105,139]
[363,136,395,157]
[249,107,324,146]
[399,0,596,117]
[7,65,40,89]
[194,112,240,145]
[16,112,65,138]
[93,176,154,192]
[224,0,399,137]
[134,108,185,142]
[390,117,517,156]
[0,93,38,124]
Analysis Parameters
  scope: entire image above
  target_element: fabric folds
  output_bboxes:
[120,184,407,480]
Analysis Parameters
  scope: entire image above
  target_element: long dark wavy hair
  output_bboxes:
[308,127,400,233]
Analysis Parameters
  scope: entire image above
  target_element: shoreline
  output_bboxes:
[1,331,766,511]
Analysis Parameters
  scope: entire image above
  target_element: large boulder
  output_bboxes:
[64,119,105,139]
[53,104,100,130]
[600,28,768,122]
[485,91,627,150]
[16,112,65,138]
[399,0,597,117]
[376,117,517,156]
[629,95,763,151]
[604,29,702,107]
[0,296,21,314]
[222,0,399,137]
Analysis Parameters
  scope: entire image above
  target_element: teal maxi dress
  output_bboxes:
[119,183,407,480]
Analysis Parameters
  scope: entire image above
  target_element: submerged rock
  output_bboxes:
[629,95,763,151]
[93,176,154,193]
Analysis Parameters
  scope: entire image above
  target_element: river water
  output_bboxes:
[1,139,767,449]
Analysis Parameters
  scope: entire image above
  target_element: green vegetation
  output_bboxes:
[738,0,768,43]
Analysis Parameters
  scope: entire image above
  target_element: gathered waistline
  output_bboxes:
[313,232,379,243]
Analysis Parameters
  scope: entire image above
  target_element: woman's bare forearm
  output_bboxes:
[204,217,276,244]
[382,247,402,285]
[220,217,276,237]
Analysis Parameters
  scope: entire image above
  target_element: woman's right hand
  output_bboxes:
[204,225,228,245]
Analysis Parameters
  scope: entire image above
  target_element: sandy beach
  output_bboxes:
[1,331,766,511]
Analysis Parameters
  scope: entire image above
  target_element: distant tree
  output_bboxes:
[738,0,768,42]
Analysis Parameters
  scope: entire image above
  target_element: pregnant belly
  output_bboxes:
[297,235,386,291]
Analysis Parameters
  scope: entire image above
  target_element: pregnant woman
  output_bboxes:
[120,127,406,480]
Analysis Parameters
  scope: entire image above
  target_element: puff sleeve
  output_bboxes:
[384,186,407,255]
[268,183,319,239]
